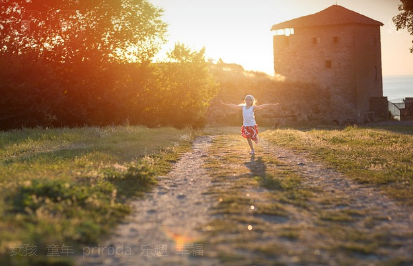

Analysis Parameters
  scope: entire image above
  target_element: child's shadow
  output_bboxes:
[244,155,266,177]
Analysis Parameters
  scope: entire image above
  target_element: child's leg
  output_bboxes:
[247,138,254,151]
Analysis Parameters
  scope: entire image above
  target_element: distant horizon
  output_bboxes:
[383,74,413,101]
[383,74,413,78]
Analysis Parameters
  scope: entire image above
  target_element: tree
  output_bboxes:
[0,0,168,129]
[0,0,168,63]
[393,0,413,53]
[150,43,219,128]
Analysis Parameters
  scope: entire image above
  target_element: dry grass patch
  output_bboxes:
[261,126,413,206]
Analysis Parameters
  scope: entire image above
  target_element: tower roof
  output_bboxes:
[271,5,383,30]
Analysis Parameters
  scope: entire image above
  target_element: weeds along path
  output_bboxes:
[203,134,413,266]
[78,135,220,266]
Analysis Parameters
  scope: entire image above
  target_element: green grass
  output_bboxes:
[261,125,413,205]
[0,126,194,266]
[201,127,413,266]
[3,125,413,265]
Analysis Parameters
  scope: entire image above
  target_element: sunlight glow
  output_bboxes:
[273,28,295,36]
[163,226,199,250]
[150,0,413,76]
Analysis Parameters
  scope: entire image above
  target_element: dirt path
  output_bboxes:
[77,134,413,266]
[78,135,219,266]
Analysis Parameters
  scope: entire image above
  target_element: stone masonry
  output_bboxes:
[271,5,388,123]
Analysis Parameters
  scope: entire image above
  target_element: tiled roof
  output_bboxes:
[271,5,383,30]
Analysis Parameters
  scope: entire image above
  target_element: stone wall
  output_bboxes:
[370,97,389,120]
[401,98,413,121]
[354,25,383,119]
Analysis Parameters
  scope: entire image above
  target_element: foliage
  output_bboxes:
[0,0,167,129]
[150,43,220,128]
[0,56,153,129]
[393,0,413,53]
[0,0,167,63]
[0,1,219,130]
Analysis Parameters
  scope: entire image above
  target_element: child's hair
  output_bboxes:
[244,95,257,105]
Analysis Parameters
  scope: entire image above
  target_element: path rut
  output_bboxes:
[78,135,219,266]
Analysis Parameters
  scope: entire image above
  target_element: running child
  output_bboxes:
[221,95,279,155]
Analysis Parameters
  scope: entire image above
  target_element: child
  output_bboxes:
[221,95,279,155]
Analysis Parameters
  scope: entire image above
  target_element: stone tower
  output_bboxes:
[271,5,388,123]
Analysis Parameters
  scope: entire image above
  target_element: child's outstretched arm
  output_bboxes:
[254,103,279,110]
[220,100,242,110]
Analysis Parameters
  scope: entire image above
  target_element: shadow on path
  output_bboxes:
[244,155,266,177]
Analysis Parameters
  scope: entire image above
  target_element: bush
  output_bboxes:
[0,46,219,130]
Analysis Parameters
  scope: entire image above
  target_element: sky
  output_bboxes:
[149,0,412,77]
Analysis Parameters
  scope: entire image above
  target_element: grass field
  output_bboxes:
[1,125,413,266]
[202,125,413,265]
[0,126,194,266]
[261,125,413,205]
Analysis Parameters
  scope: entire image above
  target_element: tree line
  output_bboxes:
[0,0,218,130]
